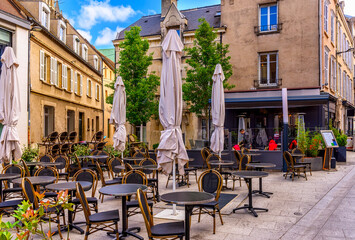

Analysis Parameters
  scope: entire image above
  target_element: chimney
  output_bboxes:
[161,0,177,17]
[339,1,345,12]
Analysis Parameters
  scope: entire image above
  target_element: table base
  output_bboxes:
[232,204,268,217]
[54,223,85,235]
[107,227,143,240]
[252,178,273,198]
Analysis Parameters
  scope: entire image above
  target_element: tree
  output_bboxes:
[183,18,234,133]
[107,26,159,141]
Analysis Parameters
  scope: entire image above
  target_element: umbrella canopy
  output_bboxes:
[0,47,22,163]
[210,64,225,154]
[109,76,126,152]
[157,30,188,175]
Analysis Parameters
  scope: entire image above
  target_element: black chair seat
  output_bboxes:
[151,221,185,236]
[89,210,119,223]
[294,164,307,168]
[127,200,153,208]
[3,187,22,193]
[185,167,197,171]
[113,177,123,182]
[72,197,98,204]
[59,172,69,176]
[106,179,122,185]
[44,192,58,198]
[148,178,157,182]
[0,199,23,208]
[195,200,218,208]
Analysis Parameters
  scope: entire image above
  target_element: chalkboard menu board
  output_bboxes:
[320,130,338,148]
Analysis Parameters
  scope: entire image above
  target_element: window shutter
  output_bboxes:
[40,50,45,81]
[70,69,74,92]
[87,79,89,96]
[50,57,54,84]
[62,65,67,89]
[80,75,83,95]
[74,72,78,94]
[54,59,58,86]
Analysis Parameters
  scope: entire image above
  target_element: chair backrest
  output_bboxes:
[201,147,210,161]
[73,153,82,169]
[95,142,107,151]
[123,170,147,185]
[60,143,70,155]
[239,155,251,170]
[108,157,124,177]
[68,131,77,143]
[137,188,154,237]
[95,151,109,165]
[198,169,223,201]
[124,163,133,172]
[91,131,104,142]
[139,158,156,176]
[283,151,294,168]
[21,178,39,209]
[2,164,24,176]
[133,151,146,161]
[292,148,305,162]
[95,161,106,185]
[58,132,68,143]
[72,169,98,197]
[48,131,59,143]
[53,155,69,171]
[34,166,59,182]
[38,154,53,163]
[51,144,61,156]
[241,148,250,155]
[233,150,242,169]
[20,159,31,177]
[75,182,91,223]
[205,153,221,169]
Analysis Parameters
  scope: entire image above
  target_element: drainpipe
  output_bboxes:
[102,65,105,136]
[27,31,31,147]
[319,0,323,88]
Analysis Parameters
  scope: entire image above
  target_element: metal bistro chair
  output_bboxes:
[75,182,119,240]
[58,131,68,144]
[21,178,63,239]
[108,157,124,180]
[232,150,243,190]
[183,161,198,188]
[139,158,158,201]
[34,166,59,200]
[137,188,184,240]
[292,148,312,176]
[283,151,307,181]
[38,154,53,163]
[68,131,77,143]
[20,159,31,177]
[54,155,70,181]
[205,153,231,189]
[193,169,224,234]
[1,164,24,201]
[96,162,121,203]
[201,147,211,169]
[72,169,99,220]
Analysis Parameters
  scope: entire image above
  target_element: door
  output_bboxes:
[79,112,84,141]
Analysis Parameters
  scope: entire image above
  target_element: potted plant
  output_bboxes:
[329,123,348,162]
[21,145,39,162]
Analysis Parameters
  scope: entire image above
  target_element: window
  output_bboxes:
[201,118,207,140]
[92,119,94,132]
[330,56,336,90]
[73,36,80,54]
[331,11,334,42]
[75,73,82,95]
[62,64,67,89]
[337,22,341,49]
[324,49,329,86]
[44,105,54,137]
[39,50,49,82]
[93,55,98,70]
[87,118,90,131]
[50,57,58,86]
[337,64,341,93]
[96,116,99,132]
[69,68,74,92]
[259,4,278,32]
[259,52,278,86]
[87,79,92,97]
[74,72,78,94]
[82,44,88,61]
[57,61,62,87]
[58,20,66,43]
[41,3,50,29]
[67,110,75,132]
[343,71,346,97]
[324,0,329,33]
[95,84,100,101]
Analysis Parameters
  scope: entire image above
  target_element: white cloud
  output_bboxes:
[77,0,135,30]
[344,0,355,16]
[147,9,157,15]
[63,13,75,26]
[95,26,123,46]
[77,29,92,42]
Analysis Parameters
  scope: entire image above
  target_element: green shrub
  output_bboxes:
[152,143,159,150]
[21,145,39,162]
[337,134,348,147]
[73,144,90,156]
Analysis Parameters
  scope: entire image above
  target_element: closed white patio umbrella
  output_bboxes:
[110,76,126,154]
[210,64,225,156]
[0,47,22,163]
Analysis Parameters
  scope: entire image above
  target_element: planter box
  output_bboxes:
[334,146,346,162]
[302,157,323,171]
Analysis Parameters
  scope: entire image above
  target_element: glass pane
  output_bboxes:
[260,7,268,15]
[270,62,277,83]
[270,13,277,27]
[260,64,267,83]
[270,5,277,14]
[269,53,277,62]
[260,55,267,63]
[0,29,11,43]
[261,15,268,29]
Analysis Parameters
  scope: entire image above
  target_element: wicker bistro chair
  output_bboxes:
[292,148,312,176]
[183,161,198,187]
[68,131,77,143]
[108,157,124,179]
[75,182,120,240]
[201,147,211,169]
[96,162,121,203]
[283,151,307,181]
[20,159,31,177]
[58,131,68,144]
[72,169,99,220]
[38,154,53,163]
[122,170,154,217]
[34,166,59,200]
[1,164,24,201]
[137,188,184,240]
[21,178,64,239]
[139,158,158,202]
[60,143,71,156]
[232,151,243,190]
[54,155,70,181]
[192,169,224,234]
[205,154,232,189]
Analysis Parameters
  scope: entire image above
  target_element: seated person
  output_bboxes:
[268,139,278,151]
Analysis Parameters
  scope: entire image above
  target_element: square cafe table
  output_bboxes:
[161,191,214,240]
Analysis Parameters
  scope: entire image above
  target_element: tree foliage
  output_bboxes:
[106,26,159,126]
[183,18,234,117]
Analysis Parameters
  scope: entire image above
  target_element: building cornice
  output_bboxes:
[0,9,31,29]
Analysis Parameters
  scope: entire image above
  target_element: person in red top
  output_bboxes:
[269,139,278,151]
[289,139,297,150]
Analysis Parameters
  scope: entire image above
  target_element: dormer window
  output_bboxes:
[40,2,50,29]
[58,20,66,43]
[73,36,80,54]
[93,55,98,70]
[82,44,88,61]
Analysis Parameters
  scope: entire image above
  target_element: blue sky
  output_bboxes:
[59,0,221,49]
[59,0,355,49]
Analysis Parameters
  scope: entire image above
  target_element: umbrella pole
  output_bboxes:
[172,159,177,215]
[219,151,221,158]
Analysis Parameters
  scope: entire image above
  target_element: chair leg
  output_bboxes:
[212,208,216,234]
[195,171,198,183]
[309,166,312,176]
[198,207,202,223]
[304,169,307,181]
[165,174,171,188]
[217,205,223,225]
[115,222,119,239]
[57,214,63,239]
[84,224,90,240]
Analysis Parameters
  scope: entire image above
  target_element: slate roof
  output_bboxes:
[115,4,221,40]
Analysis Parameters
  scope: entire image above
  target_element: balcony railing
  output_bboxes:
[254,79,282,88]
[254,23,283,35]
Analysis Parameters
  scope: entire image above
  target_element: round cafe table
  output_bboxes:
[0,173,21,202]
[46,181,92,234]
[99,184,147,240]
[25,162,62,176]
[244,152,261,163]
[232,171,269,217]
[161,191,214,240]
[246,163,276,198]
[12,176,56,186]
[123,157,145,165]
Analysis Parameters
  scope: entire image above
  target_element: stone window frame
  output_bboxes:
[58,20,66,43]
[40,2,50,29]
[258,51,279,87]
